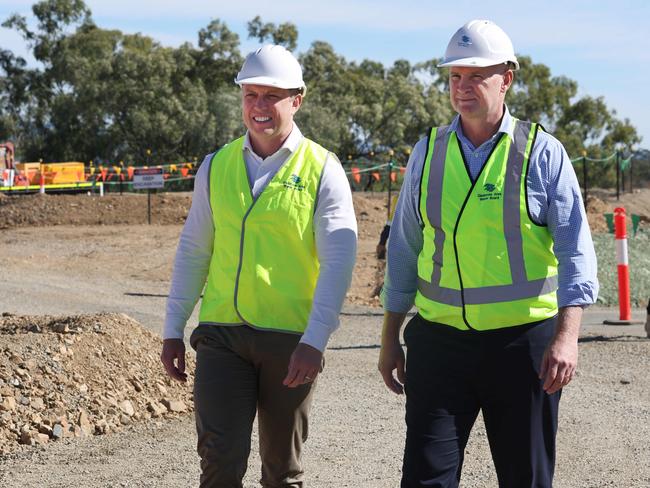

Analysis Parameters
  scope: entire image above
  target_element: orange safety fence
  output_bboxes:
[351,167,361,184]
[87,162,197,182]
[2,161,198,187]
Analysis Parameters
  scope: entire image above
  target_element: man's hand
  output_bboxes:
[378,336,406,394]
[378,311,407,394]
[161,338,187,383]
[539,306,582,394]
[283,343,323,388]
[376,243,386,260]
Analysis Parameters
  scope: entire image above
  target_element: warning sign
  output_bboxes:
[133,168,164,190]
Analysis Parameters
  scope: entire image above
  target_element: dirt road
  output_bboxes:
[0,223,648,487]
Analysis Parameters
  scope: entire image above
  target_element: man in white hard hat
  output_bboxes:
[379,20,598,487]
[161,44,357,487]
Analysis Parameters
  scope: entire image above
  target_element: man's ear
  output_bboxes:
[292,94,303,113]
[502,70,514,93]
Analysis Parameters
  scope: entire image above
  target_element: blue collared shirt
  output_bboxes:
[382,107,599,313]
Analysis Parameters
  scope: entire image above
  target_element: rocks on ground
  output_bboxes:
[0,312,194,455]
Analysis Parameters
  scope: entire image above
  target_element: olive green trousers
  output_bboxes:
[190,325,318,488]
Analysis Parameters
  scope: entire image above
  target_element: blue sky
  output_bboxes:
[1,0,648,148]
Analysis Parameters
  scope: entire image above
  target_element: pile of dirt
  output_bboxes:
[348,193,389,307]
[0,313,194,455]
[0,193,191,229]
[2,188,649,234]
[585,189,650,233]
[0,192,392,232]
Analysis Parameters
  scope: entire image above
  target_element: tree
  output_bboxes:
[0,4,643,190]
[247,16,298,51]
[195,19,242,92]
[507,55,576,129]
[344,59,450,156]
[2,0,92,65]
[0,49,28,142]
[1,1,245,163]
[297,41,357,157]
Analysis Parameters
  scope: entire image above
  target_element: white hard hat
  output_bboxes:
[438,20,519,70]
[235,44,306,91]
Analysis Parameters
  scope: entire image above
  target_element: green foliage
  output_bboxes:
[247,16,298,51]
[507,55,576,129]
[504,55,641,190]
[1,3,244,164]
[196,19,242,91]
[0,4,643,189]
[628,149,650,188]
[2,0,92,64]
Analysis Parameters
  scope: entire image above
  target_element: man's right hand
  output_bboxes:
[376,243,386,260]
[161,338,187,382]
[378,311,408,394]
[378,339,405,394]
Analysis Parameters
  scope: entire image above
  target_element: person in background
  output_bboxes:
[376,193,399,259]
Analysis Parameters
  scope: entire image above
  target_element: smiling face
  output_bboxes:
[241,84,302,158]
[449,64,513,123]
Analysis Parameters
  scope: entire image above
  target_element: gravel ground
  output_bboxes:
[0,224,649,487]
[594,232,650,307]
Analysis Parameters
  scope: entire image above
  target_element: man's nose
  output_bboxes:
[457,77,471,91]
[255,96,269,109]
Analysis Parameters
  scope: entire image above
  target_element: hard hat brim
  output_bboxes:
[437,56,519,70]
[234,75,305,90]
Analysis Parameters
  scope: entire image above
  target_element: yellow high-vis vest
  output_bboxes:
[198,136,328,334]
[415,119,559,331]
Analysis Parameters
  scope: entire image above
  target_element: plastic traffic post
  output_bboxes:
[614,207,631,321]
[603,207,637,325]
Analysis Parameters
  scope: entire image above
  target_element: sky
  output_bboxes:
[1,0,649,148]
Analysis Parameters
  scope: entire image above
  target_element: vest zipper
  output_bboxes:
[233,192,261,326]
[232,142,306,326]
[451,132,506,331]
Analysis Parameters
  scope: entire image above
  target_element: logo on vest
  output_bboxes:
[477,183,502,201]
[283,174,305,191]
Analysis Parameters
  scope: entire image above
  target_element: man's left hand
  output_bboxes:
[283,343,323,388]
[539,336,578,394]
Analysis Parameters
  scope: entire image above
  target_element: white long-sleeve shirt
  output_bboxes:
[163,124,357,352]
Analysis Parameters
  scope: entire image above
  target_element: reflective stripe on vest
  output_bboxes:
[415,119,559,330]
[198,136,328,334]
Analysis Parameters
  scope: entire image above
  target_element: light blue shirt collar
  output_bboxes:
[447,105,515,150]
